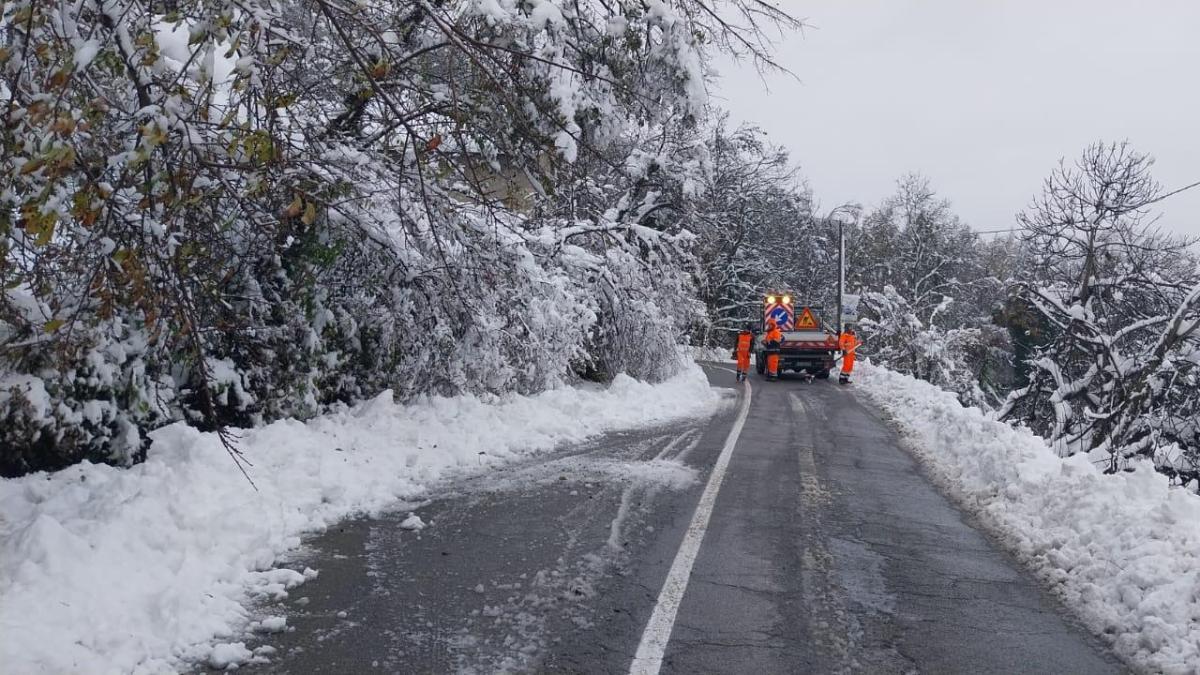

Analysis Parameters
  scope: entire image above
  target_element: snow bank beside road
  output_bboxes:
[0,364,719,674]
[858,363,1200,674]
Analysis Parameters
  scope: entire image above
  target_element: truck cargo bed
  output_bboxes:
[756,330,837,377]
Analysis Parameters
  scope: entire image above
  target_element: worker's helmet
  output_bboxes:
[767,318,777,328]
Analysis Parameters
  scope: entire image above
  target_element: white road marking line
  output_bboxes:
[790,392,806,414]
[787,393,852,663]
[789,393,832,507]
[628,377,753,675]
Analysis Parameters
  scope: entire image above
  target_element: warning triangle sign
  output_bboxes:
[795,307,818,329]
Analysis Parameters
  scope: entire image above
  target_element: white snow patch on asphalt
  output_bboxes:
[254,616,287,633]
[592,457,697,489]
[857,363,1200,674]
[208,642,252,669]
[511,455,698,492]
[399,514,426,531]
[0,363,718,674]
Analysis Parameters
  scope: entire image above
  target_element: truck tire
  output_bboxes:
[816,369,831,380]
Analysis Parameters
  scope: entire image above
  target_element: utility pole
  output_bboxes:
[836,216,845,338]
[829,205,856,337]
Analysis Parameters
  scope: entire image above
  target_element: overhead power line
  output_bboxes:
[1148,178,1200,207]
[972,178,1200,236]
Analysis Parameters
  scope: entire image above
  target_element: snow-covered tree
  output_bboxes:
[0,0,803,475]
[848,175,1011,405]
[998,142,1200,483]
[687,119,822,346]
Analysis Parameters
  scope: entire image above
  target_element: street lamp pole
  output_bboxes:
[837,217,844,338]
[828,205,855,337]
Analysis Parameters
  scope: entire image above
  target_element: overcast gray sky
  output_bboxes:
[712,0,1200,238]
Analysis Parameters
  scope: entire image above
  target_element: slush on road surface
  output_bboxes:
[248,365,1124,674]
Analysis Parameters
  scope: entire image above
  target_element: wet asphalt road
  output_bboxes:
[244,365,1125,674]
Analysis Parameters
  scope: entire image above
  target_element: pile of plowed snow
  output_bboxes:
[0,364,719,673]
[858,363,1200,674]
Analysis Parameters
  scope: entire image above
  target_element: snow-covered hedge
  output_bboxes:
[0,363,719,673]
[859,363,1200,674]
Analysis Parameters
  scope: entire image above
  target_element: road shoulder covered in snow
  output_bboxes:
[857,363,1200,674]
[0,364,719,674]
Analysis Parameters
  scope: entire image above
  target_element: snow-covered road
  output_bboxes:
[241,366,1125,674]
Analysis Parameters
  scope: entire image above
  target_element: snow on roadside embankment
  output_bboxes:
[684,344,735,363]
[0,364,719,674]
[857,363,1200,674]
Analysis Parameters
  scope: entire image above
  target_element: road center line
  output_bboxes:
[788,393,832,507]
[628,377,753,675]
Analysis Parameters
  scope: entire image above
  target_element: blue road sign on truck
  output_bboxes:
[765,297,794,329]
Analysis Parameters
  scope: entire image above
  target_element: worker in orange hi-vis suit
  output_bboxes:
[764,319,783,380]
[732,329,753,382]
[839,326,859,384]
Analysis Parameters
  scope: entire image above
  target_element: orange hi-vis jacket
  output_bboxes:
[735,332,753,371]
[839,332,858,373]
[764,325,783,376]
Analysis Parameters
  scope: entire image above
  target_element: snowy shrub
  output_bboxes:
[857,286,1012,408]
